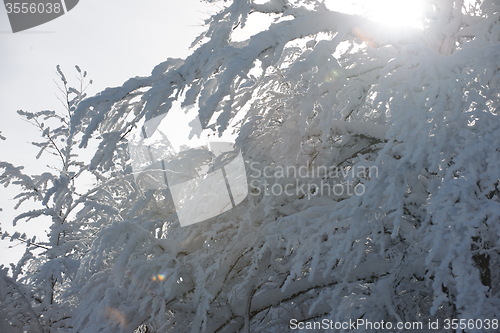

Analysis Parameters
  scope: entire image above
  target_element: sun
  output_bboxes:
[325,0,425,29]
[367,0,424,29]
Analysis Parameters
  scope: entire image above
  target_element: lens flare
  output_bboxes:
[152,274,166,282]
[105,307,127,328]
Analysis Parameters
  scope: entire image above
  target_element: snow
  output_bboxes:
[1,0,499,332]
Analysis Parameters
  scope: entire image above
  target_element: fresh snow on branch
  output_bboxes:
[1,1,499,332]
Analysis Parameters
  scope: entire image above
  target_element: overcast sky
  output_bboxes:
[0,0,214,266]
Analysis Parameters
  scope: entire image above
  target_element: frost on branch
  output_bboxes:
[1,66,135,331]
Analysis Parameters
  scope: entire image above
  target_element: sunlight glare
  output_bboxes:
[368,0,424,28]
[325,0,425,29]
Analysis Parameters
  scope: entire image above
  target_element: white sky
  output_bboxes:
[0,0,215,266]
